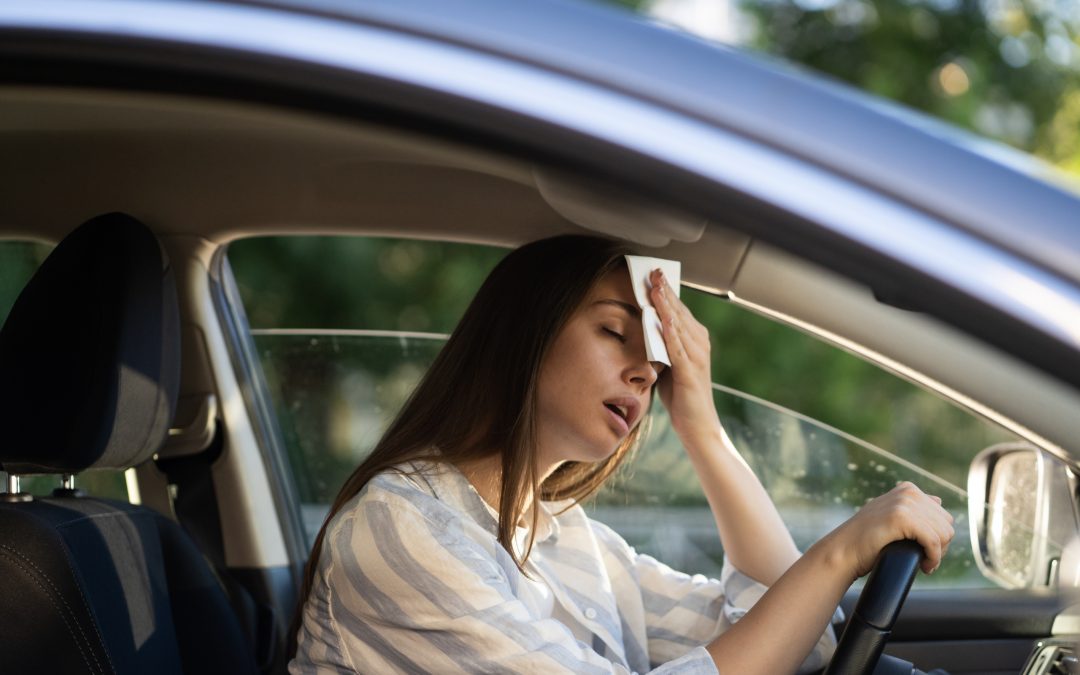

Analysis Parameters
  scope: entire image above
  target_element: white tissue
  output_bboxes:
[624,255,681,366]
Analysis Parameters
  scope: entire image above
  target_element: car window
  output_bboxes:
[228,235,1035,589]
[0,240,129,501]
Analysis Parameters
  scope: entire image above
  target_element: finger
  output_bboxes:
[655,270,709,343]
[928,516,954,561]
[914,493,954,557]
[889,482,947,573]
[650,273,708,363]
[922,494,955,538]
[920,506,955,573]
[662,307,693,365]
[649,275,695,366]
[917,531,943,573]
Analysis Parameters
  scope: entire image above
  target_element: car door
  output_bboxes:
[223,234,1069,674]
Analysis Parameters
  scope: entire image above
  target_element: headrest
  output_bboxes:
[0,213,180,474]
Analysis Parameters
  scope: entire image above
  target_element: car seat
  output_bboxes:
[0,213,259,674]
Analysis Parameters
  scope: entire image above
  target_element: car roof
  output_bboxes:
[245,0,1080,286]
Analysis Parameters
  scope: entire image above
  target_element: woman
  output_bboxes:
[289,235,954,674]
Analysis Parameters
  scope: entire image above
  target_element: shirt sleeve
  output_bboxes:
[592,521,839,675]
[291,488,717,675]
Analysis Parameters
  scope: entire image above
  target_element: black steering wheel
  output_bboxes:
[823,540,923,675]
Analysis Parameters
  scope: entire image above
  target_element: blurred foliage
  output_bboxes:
[619,0,1080,177]
[230,236,506,333]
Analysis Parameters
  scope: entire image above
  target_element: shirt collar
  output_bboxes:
[409,459,561,545]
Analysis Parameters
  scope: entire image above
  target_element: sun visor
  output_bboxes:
[534,170,707,248]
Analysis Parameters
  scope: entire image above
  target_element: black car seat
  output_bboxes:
[0,213,259,675]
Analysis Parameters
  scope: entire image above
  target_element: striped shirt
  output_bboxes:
[290,461,838,674]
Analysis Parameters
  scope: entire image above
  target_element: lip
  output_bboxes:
[602,396,641,436]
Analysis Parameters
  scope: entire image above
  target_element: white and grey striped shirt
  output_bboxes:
[291,461,838,674]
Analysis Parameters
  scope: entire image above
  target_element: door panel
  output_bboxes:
[840,588,1058,673]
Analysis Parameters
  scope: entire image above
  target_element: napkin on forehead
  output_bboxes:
[624,255,681,366]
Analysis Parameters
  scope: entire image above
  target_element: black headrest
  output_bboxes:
[0,213,180,473]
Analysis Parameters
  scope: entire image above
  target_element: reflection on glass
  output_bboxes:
[597,384,982,588]
[986,452,1038,587]
[260,331,1005,588]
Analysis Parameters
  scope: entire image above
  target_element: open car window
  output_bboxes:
[227,235,1039,590]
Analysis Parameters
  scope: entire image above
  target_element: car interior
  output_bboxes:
[2,86,1079,675]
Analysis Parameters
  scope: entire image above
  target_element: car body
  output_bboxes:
[1,0,1079,673]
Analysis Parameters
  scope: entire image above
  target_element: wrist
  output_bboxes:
[806,530,859,585]
[674,415,726,454]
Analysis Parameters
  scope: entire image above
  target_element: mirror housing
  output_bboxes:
[968,442,1078,589]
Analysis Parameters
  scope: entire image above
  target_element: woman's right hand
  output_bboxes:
[822,481,955,580]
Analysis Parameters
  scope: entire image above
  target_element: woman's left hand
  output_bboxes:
[648,269,720,441]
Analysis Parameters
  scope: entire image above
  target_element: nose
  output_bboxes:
[626,359,660,389]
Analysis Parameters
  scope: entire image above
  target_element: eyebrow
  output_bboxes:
[591,298,640,318]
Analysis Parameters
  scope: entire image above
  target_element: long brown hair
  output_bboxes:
[291,235,650,654]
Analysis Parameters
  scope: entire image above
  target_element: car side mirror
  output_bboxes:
[968,442,1078,589]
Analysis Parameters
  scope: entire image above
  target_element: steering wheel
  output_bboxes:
[823,540,923,675]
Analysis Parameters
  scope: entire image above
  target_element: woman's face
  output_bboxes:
[535,267,664,472]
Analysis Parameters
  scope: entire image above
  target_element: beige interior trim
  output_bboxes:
[165,234,290,568]
[731,242,1080,461]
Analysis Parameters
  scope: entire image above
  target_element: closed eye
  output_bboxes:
[602,327,627,343]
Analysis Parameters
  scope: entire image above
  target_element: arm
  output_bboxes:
[589,519,836,674]
[677,421,799,586]
[647,269,955,674]
[647,269,797,585]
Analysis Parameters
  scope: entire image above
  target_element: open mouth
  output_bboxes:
[605,403,628,421]
[603,398,639,432]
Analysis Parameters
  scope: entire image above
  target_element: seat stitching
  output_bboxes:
[0,542,115,674]
[0,547,104,674]
[53,515,133,675]
[52,510,147,526]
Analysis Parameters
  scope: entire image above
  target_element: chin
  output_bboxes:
[574,440,622,464]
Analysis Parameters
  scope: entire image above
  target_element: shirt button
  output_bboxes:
[584,607,597,620]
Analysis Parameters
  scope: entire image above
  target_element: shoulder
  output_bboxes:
[312,467,516,627]
[321,461,506,574]
[328,463,466,539]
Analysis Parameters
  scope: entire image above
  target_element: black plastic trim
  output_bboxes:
[841,588,1060,641]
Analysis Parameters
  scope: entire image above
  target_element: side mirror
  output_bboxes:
[968,442,1078,589]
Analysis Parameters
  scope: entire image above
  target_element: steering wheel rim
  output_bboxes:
[823,539,923,675]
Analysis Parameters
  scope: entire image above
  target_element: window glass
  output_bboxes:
[0,240,128,501]
[0,240,51,321]
[229,235,1030,589]
[592,292,1021,587]
[229,237,506,535]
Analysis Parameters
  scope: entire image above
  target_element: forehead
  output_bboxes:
[585,266,636,306]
